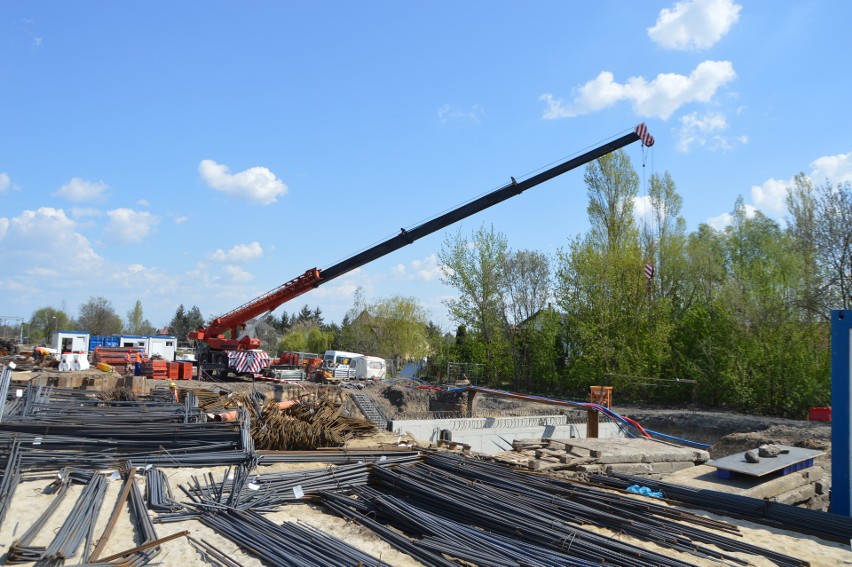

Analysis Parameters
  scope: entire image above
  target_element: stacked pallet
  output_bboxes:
[93,347,145,367]
[141,360,168,379]
[496,437,708,478]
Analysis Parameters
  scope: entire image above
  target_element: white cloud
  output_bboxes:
[0,172,11,194]
[810,151,852,184]
[676,110,746,152]
[705,203,757,229]
[104,208,159,244]
[437,104,485,123]
[222,265,254,283]
[54,177,108,202]
[199,159,288,205]
[138,198,150,207]
[391,254,444,282]
[541,61,736,121]
[648,0,742,51]
[741,150,852,223]
[750,178,788,218]
[70,207,103,218]
[633,195,654,228]
[0,207,101,271]
[174,216,189,225]
[209,241,264,262]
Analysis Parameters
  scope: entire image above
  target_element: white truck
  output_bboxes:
[353,355,387,381]
[321,350,363,382]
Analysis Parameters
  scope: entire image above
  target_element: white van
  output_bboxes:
[322,350,363,381]
[353,356,386,381]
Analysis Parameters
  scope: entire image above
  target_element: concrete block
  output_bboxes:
[741,469,816,500]
[647,461,696,474]
[528,458,562,471]
[773,484,816,505]
[815,481,826,495]
[605,463,654,475]
[576,464,603,474]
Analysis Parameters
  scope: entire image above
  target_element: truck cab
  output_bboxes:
[321,350,363,382]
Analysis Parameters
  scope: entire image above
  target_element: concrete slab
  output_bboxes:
[706,445,824,477]
[556,437,703,464]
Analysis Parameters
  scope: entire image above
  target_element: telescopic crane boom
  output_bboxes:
[191,124,654,372]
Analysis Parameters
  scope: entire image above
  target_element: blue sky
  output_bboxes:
[2,1,851,332]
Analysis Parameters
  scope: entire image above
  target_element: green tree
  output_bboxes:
[77,296,123,335]
[642,171,688,303]
[370,295,431,360]
[813,180,852,309]
[169,305,188,340]
[556,154,674,399]
[126,300,155,335]
[277,323,333,356]
[29,307,71,342]
[501,249,551,326]
[185,306,205,337]
[584,149,640,253]
[785,173,823,320]
[278,330,308,353]
[338,288,375,353]
[440,225,511,383]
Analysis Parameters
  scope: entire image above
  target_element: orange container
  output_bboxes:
[150,360,168,378]
[178,362,194,380]
[167,363,180,379]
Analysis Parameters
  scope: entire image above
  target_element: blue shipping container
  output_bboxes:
[89,335,120,351]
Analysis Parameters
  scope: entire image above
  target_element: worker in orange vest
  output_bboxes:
[124,350,132,375]
[134,350,143,377]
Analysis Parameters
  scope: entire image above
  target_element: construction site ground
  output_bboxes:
[1,368,848,566]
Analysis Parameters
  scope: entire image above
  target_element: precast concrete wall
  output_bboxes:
[388,414,624,455]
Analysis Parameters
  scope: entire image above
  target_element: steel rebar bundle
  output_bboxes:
[198,508,382,567]
[312,453,811,566]
[0,364,13,423]
[422,453,808,566]
[144,467,182,513]
[322,489,597,567]
[255,448,421,465]
[189,461,371,510]
[0,411,252,472]
[7,470,78,563]
[596,471,852,545]
[0,437,22,529]
[364,462,699,567]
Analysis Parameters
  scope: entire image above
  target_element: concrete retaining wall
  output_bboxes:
[388,415,623,455]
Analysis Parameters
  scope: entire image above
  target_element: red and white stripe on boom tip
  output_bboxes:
[635,123,654,147]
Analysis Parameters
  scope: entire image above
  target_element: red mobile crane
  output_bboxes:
[190,124,654,376]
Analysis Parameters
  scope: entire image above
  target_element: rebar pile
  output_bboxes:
[251,392,375,450]
[316,453,810,567]
[186,462,371,512]
[198,508,382,567]
[0,384,253,472]
[256,448,421,465]
[594,471,852,544]
[0,438,21,529]
[9,469,106,564]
